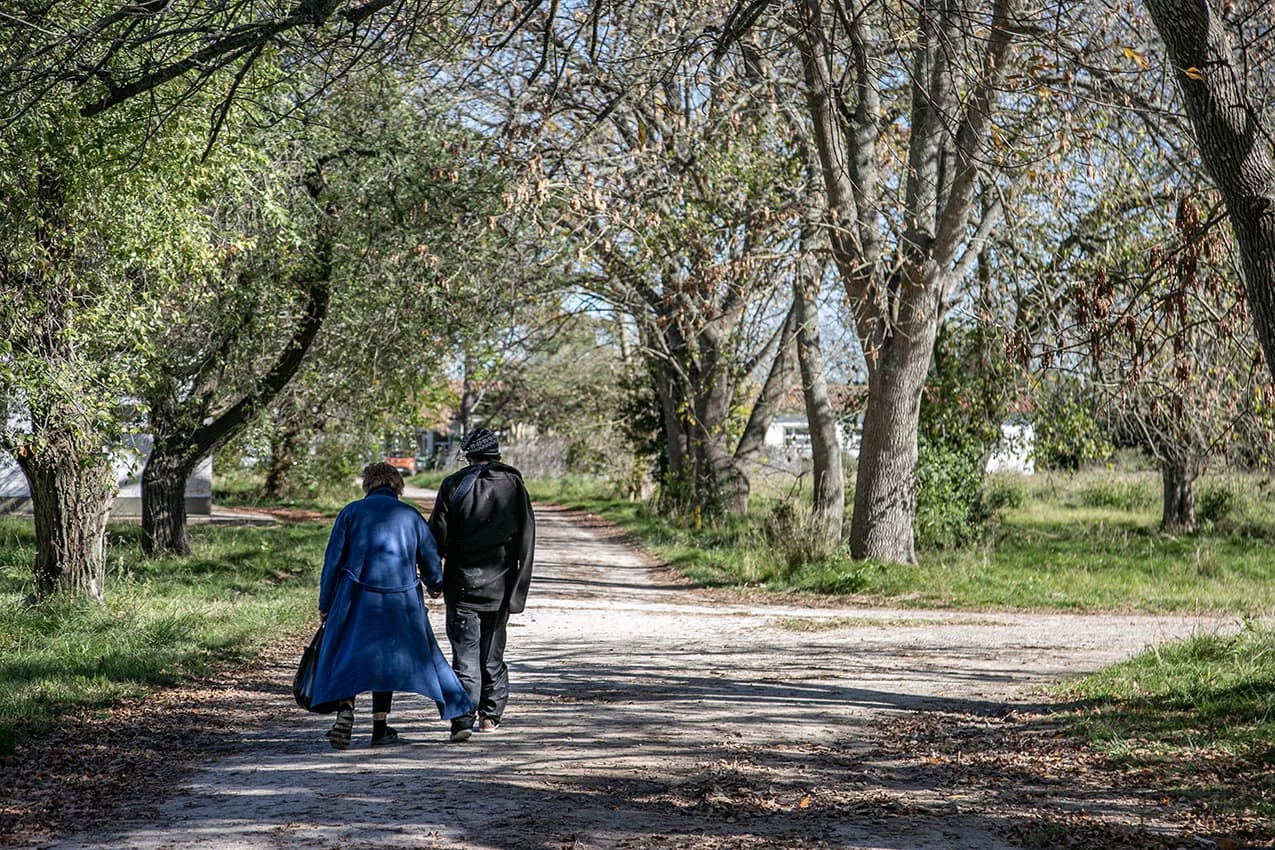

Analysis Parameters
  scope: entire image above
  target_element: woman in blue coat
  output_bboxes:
[313,462,472,748]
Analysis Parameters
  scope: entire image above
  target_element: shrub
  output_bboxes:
[915,440,990,550]
[758,500,839,571]
[1197,481,1240,526]
[983,475,1029,511]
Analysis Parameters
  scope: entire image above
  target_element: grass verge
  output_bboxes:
[526,474,1275,615]
[1055,619,1275,822]
[0,517,330,755]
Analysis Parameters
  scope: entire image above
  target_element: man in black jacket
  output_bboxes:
[428,428,536,742]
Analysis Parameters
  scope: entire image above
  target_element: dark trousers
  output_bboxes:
[446,604,509,723]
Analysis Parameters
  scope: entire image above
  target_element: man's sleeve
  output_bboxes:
[506,484,536,614]
[427,481,449,557]
[416,514,444,592]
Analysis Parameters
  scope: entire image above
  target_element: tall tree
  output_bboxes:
[512,2,808,520]
[1141,1,1275,385]
[0,98,221,600]
[140,66,510,553]
[785,0,1016,562]
[1063,196,1272,531]
[139,154,335,556]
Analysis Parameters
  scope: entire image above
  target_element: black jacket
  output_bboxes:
[428,461,536,613]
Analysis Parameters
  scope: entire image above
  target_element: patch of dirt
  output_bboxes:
[5,503,1263,850]
[245,506,330,523]
[0,637,298,847]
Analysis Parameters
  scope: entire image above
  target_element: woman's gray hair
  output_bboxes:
[361,462,405,495]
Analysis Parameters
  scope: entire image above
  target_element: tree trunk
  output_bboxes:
[18,447,115,603]
[1143,0,1275,381]
[1160,460,1198,532]
[141,447,197,557]
[795,0,1015,564]
[264,421,304,500]
[652,356,690,505]
[264,434,297,500]
[850,321,937,563]
[794,261,845,552]
[734,306,798,474]
[694,419,745,517]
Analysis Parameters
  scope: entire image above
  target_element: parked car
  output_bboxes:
[385,453,418,477]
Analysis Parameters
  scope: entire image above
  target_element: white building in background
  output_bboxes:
[763,414,861,457]
[985,422,1035,475]
[0,428,212,516]
[760,386,1036,475]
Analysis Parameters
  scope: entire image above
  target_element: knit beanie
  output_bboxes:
[460,428,500,459]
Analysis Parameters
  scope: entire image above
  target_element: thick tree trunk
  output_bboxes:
[1144,0,1275,380]
[850,320,937,564]
[654,358,711,521]
[141,447,197,557]
[264,436,296,499]
[653,358,689,492]
[1160,460,1198,532]
[18,448,115,603]
[796,0,1014,564]
[691,322,752,519]
[696,348,746,516]
[695,420,745,517]
[794,264,844,551]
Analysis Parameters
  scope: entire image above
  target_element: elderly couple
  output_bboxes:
[310,429,536,747]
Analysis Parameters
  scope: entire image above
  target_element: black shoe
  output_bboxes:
[371,726,400,747]
[449,719,473,743]
[329,708,354,750]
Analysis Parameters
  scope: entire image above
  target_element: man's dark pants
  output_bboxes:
[445,604,510,728]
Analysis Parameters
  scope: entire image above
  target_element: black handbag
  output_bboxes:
[293,624,337,713]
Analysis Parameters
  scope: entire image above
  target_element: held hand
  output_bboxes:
[319,610,328,624]
[428,589,443,599]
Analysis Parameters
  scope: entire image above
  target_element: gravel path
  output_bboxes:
[39,501,1226,850]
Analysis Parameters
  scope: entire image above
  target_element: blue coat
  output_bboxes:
[312,486,472,718]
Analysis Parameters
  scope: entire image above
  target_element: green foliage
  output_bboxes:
[983,475,1029,511]
[1196,480,1240,526]
[1074,477,1156,512]
[756,501,843,571]
[914,439,992,550]
[915,321,1018,550]
[0,94,222,442]
[0,517,328,754]
[210,462,356,514]
[1032,378,1115,471]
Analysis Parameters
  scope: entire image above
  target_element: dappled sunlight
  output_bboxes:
[21,503,1243,850]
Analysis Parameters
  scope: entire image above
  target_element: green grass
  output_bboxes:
[528,471,1275,616]
[1056,619,1275,818]
[0,516,331,755]
[212,466,355,514]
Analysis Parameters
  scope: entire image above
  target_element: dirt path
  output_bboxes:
[36,503,1230,850]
